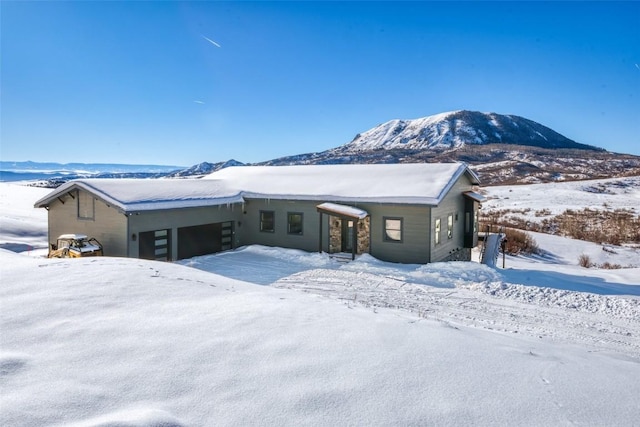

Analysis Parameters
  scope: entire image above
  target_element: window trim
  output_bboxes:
[435,218,441,245]
[287,212,304,235]
[383,216,403,243]
[259,210,275,233]
[447,214,454,239]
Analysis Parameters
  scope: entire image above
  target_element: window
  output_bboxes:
[447,214,453,239]
[77,191,94,220]
[435,218,441,245]
[474,210,479,233]
[384,217,403,242]
[288,212,303,235]
[260,211,275,232]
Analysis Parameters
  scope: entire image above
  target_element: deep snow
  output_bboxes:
[1,180,640,426]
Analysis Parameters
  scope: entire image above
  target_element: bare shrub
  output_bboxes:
[482,207,640,246]
[578,254,592,268]
[503,229,539,255]
[600,262,622,270]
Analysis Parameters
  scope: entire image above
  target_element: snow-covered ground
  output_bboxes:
[482,175,640,219]
[1,180,640,426]
[0,183,49,252]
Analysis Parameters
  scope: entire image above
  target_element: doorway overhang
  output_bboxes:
[316,202,368,220]
[316,202,369,260]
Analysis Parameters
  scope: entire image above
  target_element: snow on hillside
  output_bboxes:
[1,181,640,426]
[482,175,640,218]
[0,183,49,252]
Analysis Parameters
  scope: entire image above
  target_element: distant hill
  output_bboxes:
[0,161,184,174]
[1,161,184,186]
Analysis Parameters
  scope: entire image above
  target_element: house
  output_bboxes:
[34,163,485,264]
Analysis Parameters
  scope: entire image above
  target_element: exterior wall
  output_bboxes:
[46,190,128,257]
[127,204,242,260]
[357,217,371,254]
[242,199,430,263]
[328,217,341,253]
[357,202,431,264]
[429,174,475,262]
[240,199,323,253]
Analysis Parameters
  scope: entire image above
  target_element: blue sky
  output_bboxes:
[2,1,639,166]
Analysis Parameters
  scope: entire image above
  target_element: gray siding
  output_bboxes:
[47,190,128,257]
[242,199,431,263]
[357,203,431,264]
[241,199,325,253]
[430,174,474,262]
[128,204,243,260]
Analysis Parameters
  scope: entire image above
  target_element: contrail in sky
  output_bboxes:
[202,35,221,48]
[193,100,205,104]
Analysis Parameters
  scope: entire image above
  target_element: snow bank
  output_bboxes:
[0,183,49,252]
[3,251,640,426]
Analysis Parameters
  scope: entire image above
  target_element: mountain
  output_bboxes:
[165,159,245,178]
[342,110,601,152]
[259,111,639,185]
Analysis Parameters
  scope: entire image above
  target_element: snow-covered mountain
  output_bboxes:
[164,159,245,178]
[260,111,640,185]
[343,110,600,152]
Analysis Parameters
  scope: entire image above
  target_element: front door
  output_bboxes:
[341,219,354,252]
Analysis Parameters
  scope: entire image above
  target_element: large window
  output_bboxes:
[260,210,275,232]
[77,191,94,220]
[435,218,441,245]
[288,212,303,235]
[384,217,403,242]
[447,214,454,239]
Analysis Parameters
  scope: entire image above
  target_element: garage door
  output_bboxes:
[177,221,233,260]
[139,229,171,261]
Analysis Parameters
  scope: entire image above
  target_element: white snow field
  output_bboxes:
[482,175,640,218]
[1,180,640,426]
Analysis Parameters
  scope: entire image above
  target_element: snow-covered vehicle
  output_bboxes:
[48,234,103,258]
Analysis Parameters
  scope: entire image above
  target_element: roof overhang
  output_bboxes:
[316,202,368,220]
[463,191,487,203]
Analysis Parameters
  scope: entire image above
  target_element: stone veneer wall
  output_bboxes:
[328,216,370,254]
[357,217,370,254]
[328,217,341,253]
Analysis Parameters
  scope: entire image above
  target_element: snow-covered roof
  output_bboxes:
[35,163,478,212]
[57,233,89,240]
[316,202,368,219]
[204,163,478,205]
[34,179,244,213]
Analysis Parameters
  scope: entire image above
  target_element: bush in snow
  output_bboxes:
[503,229,539,255]
[578,254,592,268]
